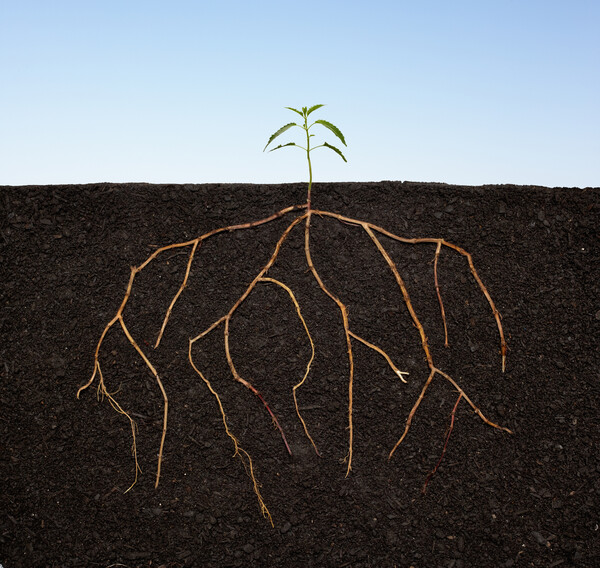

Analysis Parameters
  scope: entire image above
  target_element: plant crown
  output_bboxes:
[264,105,347,201]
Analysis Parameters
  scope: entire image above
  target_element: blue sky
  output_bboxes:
[1,0,598,187]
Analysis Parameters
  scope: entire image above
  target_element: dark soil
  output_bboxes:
[1,181,599,568]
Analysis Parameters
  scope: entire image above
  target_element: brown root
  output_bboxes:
[79,202,511,521]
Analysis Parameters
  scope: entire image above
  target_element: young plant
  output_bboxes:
[78,103,511,526]
[264,105,347,208]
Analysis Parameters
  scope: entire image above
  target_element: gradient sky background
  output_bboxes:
[2,0,599,187]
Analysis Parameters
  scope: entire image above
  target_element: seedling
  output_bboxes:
[78,105,512,526]
[264,104,347,209]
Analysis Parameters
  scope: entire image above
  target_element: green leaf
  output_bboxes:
[322,141,347,162]
[315,120,346,146]
[306,104,325,117]
[264,123,297,151]
[268,142,298,152]
[285,107,304,118]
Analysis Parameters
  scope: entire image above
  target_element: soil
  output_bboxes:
[1,181,599,568]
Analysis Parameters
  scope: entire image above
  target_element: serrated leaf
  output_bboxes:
[306,104,325,116]
[315,120,346,146]
[285,107,304,118]
[264,123,297,151]
[322,141,347,162]
[268,142,298,152]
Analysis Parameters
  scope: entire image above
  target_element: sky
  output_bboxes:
[1,0,599,188]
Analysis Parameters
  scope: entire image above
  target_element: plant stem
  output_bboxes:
[305,112,313,210]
